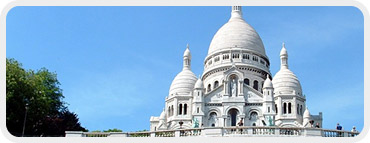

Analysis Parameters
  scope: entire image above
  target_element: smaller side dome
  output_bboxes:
[169,70,197,95]
[169,45,197,96]
[303,107,311,119]
[272,43,302,93]
[263,75,273,88]
[159,109,166,120]
[194,78,204,89]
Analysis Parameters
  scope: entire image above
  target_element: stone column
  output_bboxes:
[189,98,192,116]
[224,80,229,96]
[278,97,282,117]
[222,115,228,127]
[238,80,243,96]
[175,130,181,137]
[292,97,297,116]
[174,98,178,116]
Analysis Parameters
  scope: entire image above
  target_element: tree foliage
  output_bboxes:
[103,128,123,132]
[6,58,86,136]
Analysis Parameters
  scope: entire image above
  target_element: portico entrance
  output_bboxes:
[228,108,239,126]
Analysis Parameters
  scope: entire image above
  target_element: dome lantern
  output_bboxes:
[231,6,242,19]
[280,42,288,69]
[183,44,191,70]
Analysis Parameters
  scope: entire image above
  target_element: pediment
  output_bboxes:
[243,84,263,102]
[223,64,244,76]
[204,86,224,103]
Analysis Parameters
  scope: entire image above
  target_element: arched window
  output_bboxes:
[288,103,292,114]
[214,81,219,89]
[197,107,199,113]
[207,84,211,92]
[184,104,187,115]
[275,104,278,114]
[283,103,287,114]
[244,78,250,85]
[230,109,239,126]
[253,80,258,90]
[261,82,264,92]
[268,107,270,113]
[249,112,258,121]
[179,104,183,115]
[171,105,174,116]
[168,106,171,116]
[300,105,303,115]
[297,104,299,115]
[209,112,218,127]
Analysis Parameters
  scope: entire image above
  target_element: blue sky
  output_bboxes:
[6,6,364,132]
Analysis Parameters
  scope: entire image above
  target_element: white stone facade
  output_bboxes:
[150,6,323,131]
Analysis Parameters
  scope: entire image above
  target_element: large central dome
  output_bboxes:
[207,6,266,57]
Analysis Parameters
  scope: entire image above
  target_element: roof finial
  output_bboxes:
[280,42,288,69]
[183,44,191,70]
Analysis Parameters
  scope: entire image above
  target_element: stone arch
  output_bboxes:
[247,108,262,116]
[247,108,262,118]
[184,104,188,115]
[227,108,240,126]
[224,72,243,82]
[225,106,243,127]
[207,84,211,92]
[246,108,261,126]
[224,105,243,115]
[213,80,219,89]
[207,108,221,127]
[253,80,259,91]
[244,78,250,85]
[227,74,239,97]
[223,71,244,96]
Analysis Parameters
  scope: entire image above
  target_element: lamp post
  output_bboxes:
[22,103,28,137]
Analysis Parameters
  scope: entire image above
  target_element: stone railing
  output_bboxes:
[84,132,110,137]
[179,128,202,137]
[322,129,359,137]
[223,126,303,137]
[65,127,359,137]
[128,131,151,137]
[153,130,175,137]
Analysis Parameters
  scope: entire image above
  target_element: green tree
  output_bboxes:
[103,128,123,132]
[6,58,86,136]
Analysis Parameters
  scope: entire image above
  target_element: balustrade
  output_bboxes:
[179,129,202,137]
[66,127,360,137]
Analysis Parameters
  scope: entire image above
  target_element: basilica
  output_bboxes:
[150,6,323,131]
